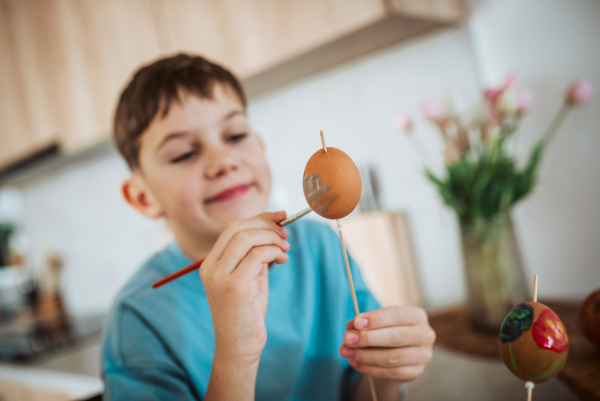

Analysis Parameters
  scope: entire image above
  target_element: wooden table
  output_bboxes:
[428,301,600,400]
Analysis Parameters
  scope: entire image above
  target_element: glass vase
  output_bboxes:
[460,215,530,332]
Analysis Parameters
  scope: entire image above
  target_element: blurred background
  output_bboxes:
[0,0,598,400]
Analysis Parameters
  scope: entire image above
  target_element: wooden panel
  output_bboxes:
[48,0,162,152]
[0,0,162,164]
[155,0,387,77]
[0,0,466,169]
[243,14,438,97]
[342,211,423,307]
[0,379,70,401]
[0,0,59,170]
[389,0,467,22]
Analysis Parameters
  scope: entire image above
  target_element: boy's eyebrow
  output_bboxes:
[157,131,189,150]
[157,110,243,150]
[224,110,243,120]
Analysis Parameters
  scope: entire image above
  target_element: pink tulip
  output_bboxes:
[484,87,503,103]
[516,88,533,115]
[566,79,595,106]
[484,75,516,104]
[394,111,413,132]
[420,99,446,121]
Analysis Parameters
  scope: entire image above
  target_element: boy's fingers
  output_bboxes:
[265,210,287,223]
[210,211,288,260]
[348,359,424,382]
[343,326,429,348]
[350,306,428,331]
[339,344,432,368]
[217,229,290,273]
[232,245,287,281]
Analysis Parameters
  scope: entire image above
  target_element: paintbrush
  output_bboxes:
[151,207,312,289]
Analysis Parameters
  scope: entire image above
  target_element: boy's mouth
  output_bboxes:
[205,183,253,204]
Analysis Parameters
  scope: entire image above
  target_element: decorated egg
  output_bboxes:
[499,302,569,383]
[303,147,361,220]
[581,287,600,348]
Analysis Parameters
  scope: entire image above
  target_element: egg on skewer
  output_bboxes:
[499,301,569,384]
[302,147,362,220]
[301,132,379,401]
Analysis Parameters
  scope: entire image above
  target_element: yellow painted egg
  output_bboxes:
[302,147,361,220]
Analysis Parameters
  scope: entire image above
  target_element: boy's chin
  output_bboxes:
[204,200,267,228]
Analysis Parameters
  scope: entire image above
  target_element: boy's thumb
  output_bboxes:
[264,210,287,223]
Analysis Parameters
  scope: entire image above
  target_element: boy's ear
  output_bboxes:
[121,175,164,219]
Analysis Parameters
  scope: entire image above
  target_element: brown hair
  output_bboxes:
[113,53,247,169]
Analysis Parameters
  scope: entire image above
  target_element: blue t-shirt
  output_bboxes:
[102,219,381,400]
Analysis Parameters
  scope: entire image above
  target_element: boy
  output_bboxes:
[102,54,435,400]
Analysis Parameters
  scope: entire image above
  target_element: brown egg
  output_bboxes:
[580,287,600,348]
[303,147,361,220]
[499,302,569,383]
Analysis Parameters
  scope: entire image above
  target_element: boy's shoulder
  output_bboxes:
[115,242,190,305]
[102,242,200,369]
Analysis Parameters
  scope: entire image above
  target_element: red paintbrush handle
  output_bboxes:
[151,258,205,289]
[151,207,312,289]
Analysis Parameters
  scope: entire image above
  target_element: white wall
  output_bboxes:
[6,0,600,315]
[469,0,600,298]
[12,148,163,315]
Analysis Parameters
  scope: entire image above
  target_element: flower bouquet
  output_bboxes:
[397,78,594,331]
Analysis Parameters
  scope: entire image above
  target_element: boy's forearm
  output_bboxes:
[204,352,260,401]
[350,375,404,401]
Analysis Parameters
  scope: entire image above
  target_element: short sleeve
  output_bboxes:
[102,305,200,401]
[104,365,199,401]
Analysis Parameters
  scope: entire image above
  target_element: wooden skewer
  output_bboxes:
[337,220,378,401]
[320,130,327,153]
[525,381,534,401]
[525,276,538,401]
[338,223,359,315]
[151,207,312,289]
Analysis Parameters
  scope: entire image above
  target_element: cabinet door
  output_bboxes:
[49,0,162,152]
[389,0,466,22]
[0,0,59,169]
[0,0,162,164]
[153,0,387,77]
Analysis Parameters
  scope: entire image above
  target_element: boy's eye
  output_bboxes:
[227,133,247,143]
[170,150,197,163]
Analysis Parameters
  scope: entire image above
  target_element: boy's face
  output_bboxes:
[130,84,271,241]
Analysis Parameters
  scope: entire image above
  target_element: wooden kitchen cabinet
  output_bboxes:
[0,0,466,170]
[0,1,60,170]
[45,0,162,152]
[0,0,161,167]
[153,0,387,76]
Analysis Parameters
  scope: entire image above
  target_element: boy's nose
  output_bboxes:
[204,147,239,179]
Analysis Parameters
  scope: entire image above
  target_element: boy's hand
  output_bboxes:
[200,211,290,366]
[339,305,435,382]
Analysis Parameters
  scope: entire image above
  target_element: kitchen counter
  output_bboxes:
[0,337,102,400]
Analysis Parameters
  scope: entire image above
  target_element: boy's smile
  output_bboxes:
[122,84,272,259]
[205,183,253,204]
